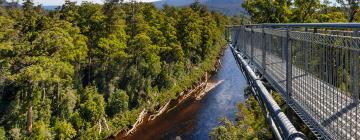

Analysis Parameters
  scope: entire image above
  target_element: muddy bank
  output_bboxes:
[112,47,226,140]
[115,79,223,140]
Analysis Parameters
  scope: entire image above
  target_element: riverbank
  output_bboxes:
[109,43,227,139]
[115,78,224,140]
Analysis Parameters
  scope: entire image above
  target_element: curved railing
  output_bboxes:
[231,46,306,140]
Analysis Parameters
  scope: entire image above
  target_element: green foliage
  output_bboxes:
[242,0,291,23]
[209,91,272,139]
[109,109,139,131]
[177,8,203,64]
[336,0,360,22]
[0,127,6,140]
[53,120,77,140]
[292,0,321,22]
[0,1,227,139]
[56,91,77,120]
[80,86,105,123]
[243,0,352,23]
[210,89,317,140]
[210,121,237,140]
[30,121,51,140]
[107,90,129,117]
[318,1,347,22]
[9,128,21,140]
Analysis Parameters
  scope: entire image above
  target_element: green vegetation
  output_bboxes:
[242,0,349,23]
[210,87,317,140]
[209,87,272,140]
[0,0,227,139]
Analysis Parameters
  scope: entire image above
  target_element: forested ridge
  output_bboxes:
[0,0,227,139]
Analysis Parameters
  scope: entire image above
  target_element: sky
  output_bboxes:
[7,0,160,6]
[6,0,337,6]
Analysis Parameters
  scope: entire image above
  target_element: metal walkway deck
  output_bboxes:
[230,23,360,140]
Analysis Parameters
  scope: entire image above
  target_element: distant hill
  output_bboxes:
[153,0,244,16]
[1,0,20,8]
[154,0,194,7]
[1,0,8,6]
[43,6,59,11]
[2,0,244,15]
[2,1,55,10]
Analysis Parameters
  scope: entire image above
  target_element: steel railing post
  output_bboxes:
[286,27,292,102]
[262,26,267,72]
[238,27,241,51]
[232,28,239,48]
[242,26,245,52]
[351,30,359,104]
[236,27,239,51]
[251,27,254,62]
[282,29,286,63]
[232,28,235,48]
[304,28,309,74]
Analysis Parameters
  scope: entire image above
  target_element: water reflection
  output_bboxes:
[181,46,248,139]
[121,47,248,140]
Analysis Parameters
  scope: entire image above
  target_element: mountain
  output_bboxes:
[1,0,21,8]
[43,6,59,11]
[153,0,244,16]
[154,0,194,7]
[1,0,8,6]
[1,0,244,15]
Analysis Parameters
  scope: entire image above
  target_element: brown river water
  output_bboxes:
[116,46,248,140]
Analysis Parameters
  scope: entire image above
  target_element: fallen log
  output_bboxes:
[125,109,147,136]
[196,80,224,100]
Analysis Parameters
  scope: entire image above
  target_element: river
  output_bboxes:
[120,46,248,140]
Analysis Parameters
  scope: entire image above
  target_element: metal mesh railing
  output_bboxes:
[230,24,360,140]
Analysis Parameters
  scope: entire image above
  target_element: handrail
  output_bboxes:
[230,46,306,140]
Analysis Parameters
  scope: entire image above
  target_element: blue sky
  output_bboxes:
[8,0,160,6]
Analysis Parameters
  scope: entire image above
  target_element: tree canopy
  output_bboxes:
[242,0,350,23]
[0,1,227,139]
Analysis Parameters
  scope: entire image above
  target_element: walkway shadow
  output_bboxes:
[321,102,357,127]
[266,61,284,66]
[277,74,307,83]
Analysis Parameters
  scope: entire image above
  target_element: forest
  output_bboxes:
[0,0,227,139]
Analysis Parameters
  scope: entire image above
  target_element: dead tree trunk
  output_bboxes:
[27,105,33,134]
